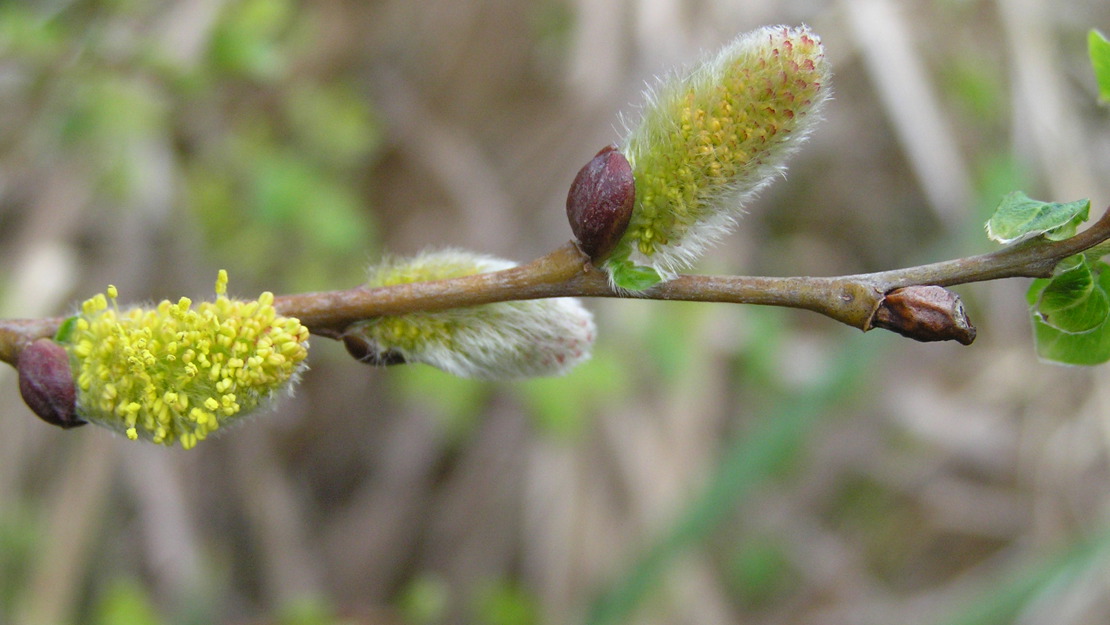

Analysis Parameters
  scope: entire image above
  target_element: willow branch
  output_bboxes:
[278,204,1110,337]
[3,206,1110,367]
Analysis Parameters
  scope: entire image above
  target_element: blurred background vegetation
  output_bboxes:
[2,0,1110,624]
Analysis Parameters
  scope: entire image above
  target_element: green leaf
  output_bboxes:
[607,259,663,291]
[53,316,79,343]
[1030,256,1108,332]
[1090,29,1110,104]
[985,191,1090,244]
[1026,258,1110,365]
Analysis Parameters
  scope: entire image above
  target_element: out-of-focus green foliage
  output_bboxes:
[394,366,491,441]
[941,57,1008,124]
[587,334,875,625]
[642,303,705,384]
[514,346,630,439]
[0,507,40,612]
[0,0,381,615]
[273,596,356,625]
[400,576,541,625]
[973,156,1029,221]
[208,0,294,81]
[471,580,540,625]
[398,574,451,625]
[286,84,381,168]
[92,579,163,625]
[0,5,64,61]
[0,0,381,293]
[59,74,168,198]
[726,534,800,609]
[932,528,1110,625]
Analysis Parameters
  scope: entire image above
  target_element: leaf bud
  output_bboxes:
[17,338,84,429]
[871,286,976,345]
[566,145,635,262]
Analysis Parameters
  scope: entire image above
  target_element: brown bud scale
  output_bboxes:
[17,338,85,429]
[566,145,635,261]
[343,333,407,367]
[871,286,976,345]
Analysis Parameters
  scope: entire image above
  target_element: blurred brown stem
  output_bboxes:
[3,205,1110,366]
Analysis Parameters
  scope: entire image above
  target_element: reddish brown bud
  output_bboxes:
[17,338,85,429]
[871,286,976,345]
[342,332,407,367]
[566,145,635,261]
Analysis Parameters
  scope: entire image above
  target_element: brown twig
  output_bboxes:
[3,205,1110,367]
[272,204,1110,338]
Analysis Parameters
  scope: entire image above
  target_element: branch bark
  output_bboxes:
[3,205,1110,367]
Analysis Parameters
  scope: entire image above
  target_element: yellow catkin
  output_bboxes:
[64,272,309,449]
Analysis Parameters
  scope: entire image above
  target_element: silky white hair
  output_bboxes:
[354,250,596,379]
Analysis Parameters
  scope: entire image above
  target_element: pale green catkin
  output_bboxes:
[610,25,831,284]
[350,250,596,379]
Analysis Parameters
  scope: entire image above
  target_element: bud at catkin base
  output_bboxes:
[18,339,84,429]
[566,145,636,262]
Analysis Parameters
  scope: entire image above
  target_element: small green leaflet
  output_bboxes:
[994,190,1110,365]
[607,259,664,291]
[54,316,79,344]
[1027,257,1110,365]
[1090,29,1110,104]
[985,191,1090,244]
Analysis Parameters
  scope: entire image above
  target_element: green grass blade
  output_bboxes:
[934,527,1110,625]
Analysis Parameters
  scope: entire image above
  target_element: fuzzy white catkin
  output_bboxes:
[350,250,596,379]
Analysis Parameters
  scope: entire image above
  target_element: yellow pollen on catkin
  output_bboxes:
[609,25,830,282]
[61,271,310,449]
